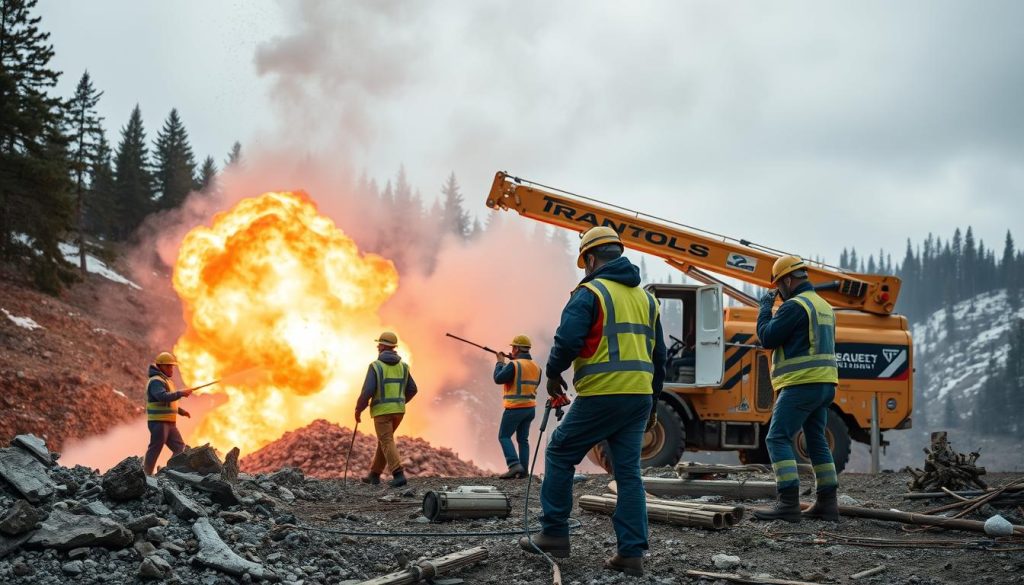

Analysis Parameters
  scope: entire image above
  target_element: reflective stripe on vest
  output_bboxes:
[770,290,839,390]
[503,359,540,409]
[370,360,409,417]
[146,374,178,422]
[572,278,659,396]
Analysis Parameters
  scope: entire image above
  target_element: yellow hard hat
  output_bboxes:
[771,255,808,284]
[154,352,177,366]
[510,334,532,349]
[375,331,399,347]
[577,226,622,268]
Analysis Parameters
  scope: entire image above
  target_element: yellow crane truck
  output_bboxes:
[485,172,913,473]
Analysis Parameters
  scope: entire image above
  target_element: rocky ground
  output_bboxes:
[241,419,487,479]
[1,433,1022,585]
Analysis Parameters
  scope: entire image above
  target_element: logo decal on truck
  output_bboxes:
[726,253,758,273]
[835,343,909,380]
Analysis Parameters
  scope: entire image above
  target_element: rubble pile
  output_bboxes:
[240,419,486,478]
[0,435,407,584]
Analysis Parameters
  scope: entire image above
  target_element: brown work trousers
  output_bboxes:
[370,413,404,474]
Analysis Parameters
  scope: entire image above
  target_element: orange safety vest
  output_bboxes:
[502,359,540,409]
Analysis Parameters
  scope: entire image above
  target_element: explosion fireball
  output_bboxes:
[172,191,400,454]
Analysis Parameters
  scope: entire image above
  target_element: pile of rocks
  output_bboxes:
[0,435,405,583]
[240,419,486,479]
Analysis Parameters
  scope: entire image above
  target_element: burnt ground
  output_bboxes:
[286,471,1024,585]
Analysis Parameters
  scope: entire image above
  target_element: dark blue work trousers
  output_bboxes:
[144,421,186,475]
[498,406,536,472]
[540,394,652,558]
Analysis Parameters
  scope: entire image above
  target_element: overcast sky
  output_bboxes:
[40,0,1024,275]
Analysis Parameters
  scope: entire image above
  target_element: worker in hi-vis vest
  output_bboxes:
[753,255,840,523]
[493,334,541,479]
[355,332,419,488]
[143,352,193,475]
[519,226,667,578]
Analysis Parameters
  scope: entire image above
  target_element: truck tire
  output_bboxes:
[739,413,851,473]
[794,408,851,474]
[585,400,685,473]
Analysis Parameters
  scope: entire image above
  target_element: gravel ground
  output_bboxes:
[2,435,1022,585]
[284,470,1024,585]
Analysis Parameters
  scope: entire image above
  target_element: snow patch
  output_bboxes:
[58,243,141,290]
[2,308,43,330]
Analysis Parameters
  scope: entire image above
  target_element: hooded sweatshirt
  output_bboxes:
[546,256,667,397]
[355,350,419,415]
[146,364,188,403]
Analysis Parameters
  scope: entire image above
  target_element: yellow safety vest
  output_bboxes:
[146,374,178,423]
[503,359,540,409]
[370,360,409,418]
[572,278,659,396]
[770,290,839,390]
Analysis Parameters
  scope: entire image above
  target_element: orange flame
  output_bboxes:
[172,191,400,454]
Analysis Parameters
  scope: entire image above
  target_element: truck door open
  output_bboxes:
[696,284,725,386]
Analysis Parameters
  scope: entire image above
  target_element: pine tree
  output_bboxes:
[439,171,470,239]
[112,105,154,239]
[64,71,103,272]
[1005,319,1024,434]
[85,134,116,237]
[153,108,196,209]
[1002,231,1018,308]
[0,0,75,291]
[469,218,483,240]
[197,155,218,194]
[964,227,976,299]
[224,140,242,167]
[849,249,858,272]
[839,248,849,270]
[867,254,876,274]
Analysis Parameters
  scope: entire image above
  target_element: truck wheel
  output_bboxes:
[794,408,851,474]
[585,400,685,473]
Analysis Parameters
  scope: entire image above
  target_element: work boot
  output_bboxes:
[803,489,840,521]
[388,469,407,488]
[499,463,526,479]
[518,533,570,558]
[604,554,643,577]
[361,472,381,485]
[753,486,802,523]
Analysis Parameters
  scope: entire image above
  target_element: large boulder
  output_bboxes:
[166,444,222,475]
[102,456,147,501]
[0,447,57,503]
[26,509,132,550]
[0,500,42,536]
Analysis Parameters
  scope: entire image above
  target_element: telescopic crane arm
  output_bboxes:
[485,172,901,316]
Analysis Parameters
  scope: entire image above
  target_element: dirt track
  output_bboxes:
[288,471,1024,584]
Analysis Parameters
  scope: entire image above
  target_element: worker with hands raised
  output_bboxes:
[143,352,194,475]
[753,256,840,523]
[519,226,667,578]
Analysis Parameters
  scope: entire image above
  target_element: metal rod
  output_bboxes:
[445,333,500,355]
[870,394,880,474]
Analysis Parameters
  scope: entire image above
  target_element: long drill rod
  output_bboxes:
[445,333,500,355]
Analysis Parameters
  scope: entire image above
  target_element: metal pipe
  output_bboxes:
[871,394,880,474]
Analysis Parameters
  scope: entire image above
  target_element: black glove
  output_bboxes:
[759,290,777,308]
[546,374,568,398]
[354,409,362,424]
[645,407,657,432]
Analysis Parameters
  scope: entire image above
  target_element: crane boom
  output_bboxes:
[486,172,901,316]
